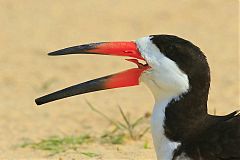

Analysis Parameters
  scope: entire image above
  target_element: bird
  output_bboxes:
[35,35,240,160]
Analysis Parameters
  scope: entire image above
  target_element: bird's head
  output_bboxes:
[35,35,210,105]
[136,35,210,102]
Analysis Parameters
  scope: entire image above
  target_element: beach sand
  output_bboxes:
[0,0,239,159]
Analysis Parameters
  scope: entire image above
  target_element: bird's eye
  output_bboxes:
[168,45,176,51]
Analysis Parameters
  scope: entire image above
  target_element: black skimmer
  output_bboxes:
[35,35,240,160]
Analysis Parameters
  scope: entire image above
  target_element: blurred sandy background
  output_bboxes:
[0,0,239,159]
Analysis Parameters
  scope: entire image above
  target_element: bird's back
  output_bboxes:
[173,111,240,160]
[200,113,240,160]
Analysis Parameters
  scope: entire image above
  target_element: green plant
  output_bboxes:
[85,99,150,144]
[20,135,92,156]
[143,140,150,149]
[80,152,100,158]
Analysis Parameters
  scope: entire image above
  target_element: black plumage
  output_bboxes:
[151,35,240,160]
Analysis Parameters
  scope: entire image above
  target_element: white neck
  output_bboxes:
[142,70,183,159]
[151,96,180,160]
[136,36,190,159]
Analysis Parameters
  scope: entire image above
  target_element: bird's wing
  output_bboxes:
[199,111,240,159]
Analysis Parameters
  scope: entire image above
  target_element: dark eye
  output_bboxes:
[168,45,176,51]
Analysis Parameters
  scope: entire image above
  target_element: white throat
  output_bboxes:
[151,99,180,160]
[136,36,190,160]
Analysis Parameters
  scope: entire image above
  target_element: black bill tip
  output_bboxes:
[48,43,103,56]
[35,76,108,106]
[35,97,46,106]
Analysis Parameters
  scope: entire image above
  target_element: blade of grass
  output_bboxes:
[132,116,145,129]
[81,152,100,158]
[85,99,126,129]
[117,104,134,139]
[139,127,150,139]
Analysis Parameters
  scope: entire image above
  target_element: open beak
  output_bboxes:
[35,42,149,105]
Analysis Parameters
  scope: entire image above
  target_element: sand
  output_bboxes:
[0,0,239,159]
